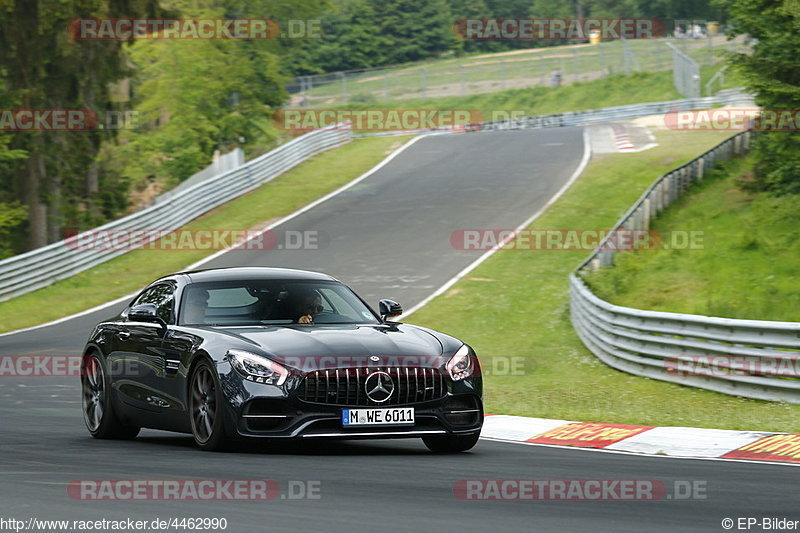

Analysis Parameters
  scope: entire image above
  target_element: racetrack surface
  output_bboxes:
[0,127,586,354]
[0,127,793,532]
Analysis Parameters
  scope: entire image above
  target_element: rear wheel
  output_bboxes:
[423,432,480,453]
[81,353,140,439]
[189,360,230,451]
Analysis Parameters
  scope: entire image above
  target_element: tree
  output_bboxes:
[0,0,166,250]
[447,0,501,54]
[111,37,286,186]
[105,0,329,189]
[369,0,460,65]
[296,0,389,73]
[0,201,26,258]
[0,0,327,253]
[720,0,800,194]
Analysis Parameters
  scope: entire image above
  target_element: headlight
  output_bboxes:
[446,344,473,381]
[227,349,288,386]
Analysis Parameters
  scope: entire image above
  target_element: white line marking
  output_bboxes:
[183,135,427,271]
[0,135,427,338]
[401,127,592,318]
[479,436,800,468]
[625,142,658,153]
[0,293,136,338]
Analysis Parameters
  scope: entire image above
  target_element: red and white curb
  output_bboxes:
[481,415,800,466]
[610,123,636,152]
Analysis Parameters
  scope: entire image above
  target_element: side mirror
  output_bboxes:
[378,299,403,322]
[128,303,163,325]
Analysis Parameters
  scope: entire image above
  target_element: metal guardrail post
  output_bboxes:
[568,126,800,403]
[0,124,354,302]
[0,90,759,300]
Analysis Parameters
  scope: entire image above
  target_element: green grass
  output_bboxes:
[406,129,800,433]
[0,136,410,333]
[326,67,744,125]
[303,37,746,104]
[585,155,800,322]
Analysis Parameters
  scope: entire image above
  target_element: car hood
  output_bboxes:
[215,324,450,371]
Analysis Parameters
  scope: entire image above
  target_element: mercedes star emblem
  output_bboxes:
[364,371,394,403]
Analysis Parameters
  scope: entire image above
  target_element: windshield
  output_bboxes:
[179,279,380,326]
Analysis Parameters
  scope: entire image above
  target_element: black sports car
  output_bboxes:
[81,267,483,452]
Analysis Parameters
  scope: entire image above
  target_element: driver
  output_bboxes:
[184,288,209,324]
[294,288,323,324]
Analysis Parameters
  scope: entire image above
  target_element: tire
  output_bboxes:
[188,359,231,451]
[422,432,480,453]
[81,353,140,440]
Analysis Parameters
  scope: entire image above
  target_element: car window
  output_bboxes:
[179,280,379,326]
[132,283,175,324]
[207,287,259,308]
[317,288,361,319]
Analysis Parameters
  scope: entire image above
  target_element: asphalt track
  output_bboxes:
[0,127,794,533]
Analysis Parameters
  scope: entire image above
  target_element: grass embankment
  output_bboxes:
[304,37,743,103]
[330,67,743,124]
[0,136,410,333]
[407,129,800,433]
[585,154,800,322]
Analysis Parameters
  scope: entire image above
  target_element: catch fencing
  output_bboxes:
[288,36,746,106]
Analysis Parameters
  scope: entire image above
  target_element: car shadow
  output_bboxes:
[133,433,477,456]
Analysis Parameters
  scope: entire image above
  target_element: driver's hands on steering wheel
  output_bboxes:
[297,314,313,324]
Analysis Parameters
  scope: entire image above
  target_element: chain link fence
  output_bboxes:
[288,36,748,106]
[666,41,701,98]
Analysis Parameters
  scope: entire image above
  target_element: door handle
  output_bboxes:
[117,331,131,340]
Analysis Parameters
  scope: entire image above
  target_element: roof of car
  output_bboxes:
[170,267,338,284]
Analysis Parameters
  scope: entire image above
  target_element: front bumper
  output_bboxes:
[219,363,483,439]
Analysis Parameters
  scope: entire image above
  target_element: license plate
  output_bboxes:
[342,407,415,427]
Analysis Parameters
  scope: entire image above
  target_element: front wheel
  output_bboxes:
[189,359,231,451]
[423,432,480,453]
[81,353,140,440]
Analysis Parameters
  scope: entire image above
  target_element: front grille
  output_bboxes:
[299,367,446,406]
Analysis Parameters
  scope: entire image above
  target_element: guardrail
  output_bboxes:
[154,147,244,205]
[355,88,755,137]
[0,124,351,302]
[569,130,800,403]
[480,88,753,132]
[0,90,757,303]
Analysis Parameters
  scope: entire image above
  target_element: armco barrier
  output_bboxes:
[479,88,753,132]
[355,88,755,137]
[569,129,800,403]
[0,124,351,302]
[0,90,757,302]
